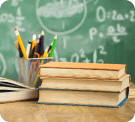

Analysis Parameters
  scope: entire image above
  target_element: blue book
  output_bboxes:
[36,87,129,107]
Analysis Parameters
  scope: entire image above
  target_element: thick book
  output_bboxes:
[0,77,38,103]
[40,74,130,92]
[37,87,129,107]
[39,62,126,80]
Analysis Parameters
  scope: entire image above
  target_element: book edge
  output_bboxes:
[39,73,127,80]
[36,87,129,107]
[39,62,126,71]
[36,98,128,108]
[0,78,35,90]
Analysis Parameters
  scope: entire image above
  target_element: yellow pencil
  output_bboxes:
[31,33,36,51]
[32,46,49,87]
[42,46,48,57]
[15,28,28,58]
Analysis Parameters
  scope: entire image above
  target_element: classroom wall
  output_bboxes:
[0,0,135,83]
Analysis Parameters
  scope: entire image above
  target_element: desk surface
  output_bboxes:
[0,84,135,122]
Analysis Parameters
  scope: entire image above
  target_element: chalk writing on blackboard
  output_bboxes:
[0,13,15,23]
[89,23,128,42]
[96,6,135,22]
[36,0,87,35]
[0,1,25,32]
[16,7,25,32]
[11,0,23,7]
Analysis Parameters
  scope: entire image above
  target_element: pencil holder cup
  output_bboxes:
[18,57,53,88]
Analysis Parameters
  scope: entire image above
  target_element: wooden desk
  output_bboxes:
[0,83,135,122]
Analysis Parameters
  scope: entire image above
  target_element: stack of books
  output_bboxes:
[37,62,130,107]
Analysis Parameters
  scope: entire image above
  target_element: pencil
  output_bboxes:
[34,34,40,58]
[42,46,48,58]
[37,34,41,55]
[14,40,19,51]
[46,50,51,58]
[35,44,36,51]
[26,41,32,58]
[29,47,35,58]
[15,28,28,58]
[40,30,44,56]
[18,44,23,57]
[33,46,49,87]
[48,42,53,53]
[31,33,36,51]
[49,35,57,57]
[38,34,40,43]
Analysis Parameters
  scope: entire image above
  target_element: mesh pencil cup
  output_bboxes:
[18,57,53,87]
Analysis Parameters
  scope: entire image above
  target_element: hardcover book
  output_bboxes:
[37,87,129,107]
[39,62,126,80]
[40,74,130,92]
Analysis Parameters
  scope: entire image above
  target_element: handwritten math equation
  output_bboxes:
[54,45,107,64]
[12,0,25,32]
[96,6,135,22]
[89,6,134,42]
[0,0,25,32]
[54,6,134,63]
[89,23,127,43]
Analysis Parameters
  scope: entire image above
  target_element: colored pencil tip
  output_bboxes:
[33,33,36,40]
[45,46,49,51]
[41,30,44,35]
[54,34,57,39]
[15,28,17,31]
[38,34,40,38]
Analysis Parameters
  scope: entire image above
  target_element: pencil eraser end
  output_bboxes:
[15,28,17,31]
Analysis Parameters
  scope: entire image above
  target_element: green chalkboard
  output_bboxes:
[0,0,135,83]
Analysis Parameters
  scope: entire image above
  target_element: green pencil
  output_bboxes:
[49,35,57,57]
